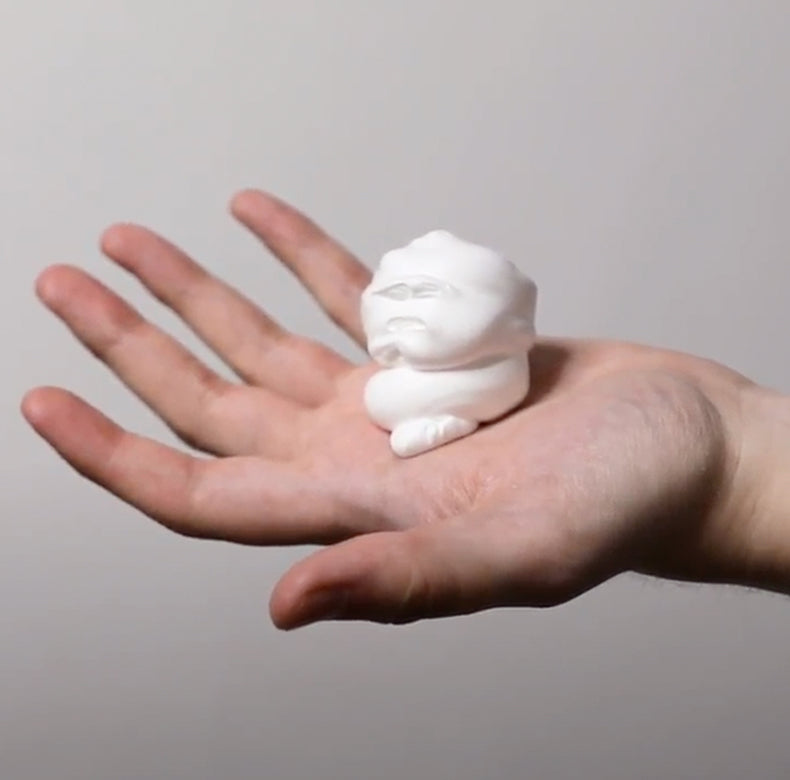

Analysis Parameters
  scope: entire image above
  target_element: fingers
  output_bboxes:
[270,515,571,629]
[22,388,357,544]
[231,190,371,347]
[101,223,349,406]
[36,265,299,458]
[23,387,203,530]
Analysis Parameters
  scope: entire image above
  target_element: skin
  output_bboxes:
[21,190,790,629]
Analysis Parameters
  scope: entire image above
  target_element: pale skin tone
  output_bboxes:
[21,191,790,628]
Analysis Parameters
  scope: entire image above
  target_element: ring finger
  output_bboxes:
[101,223,351,406]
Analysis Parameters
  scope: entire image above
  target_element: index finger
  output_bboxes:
[22,387,359,545]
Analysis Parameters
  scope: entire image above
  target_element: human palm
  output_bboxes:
[23,191,751,628]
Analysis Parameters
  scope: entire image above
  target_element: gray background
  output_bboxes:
[3,1,790,778]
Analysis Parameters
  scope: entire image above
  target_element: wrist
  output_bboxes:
[634,378,790,595]
[710,382,790,594]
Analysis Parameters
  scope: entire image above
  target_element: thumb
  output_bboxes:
[269,513,579,629]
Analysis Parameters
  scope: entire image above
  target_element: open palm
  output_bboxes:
[23,191,751,628]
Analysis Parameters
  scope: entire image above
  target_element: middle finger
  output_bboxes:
[36,265,300,458]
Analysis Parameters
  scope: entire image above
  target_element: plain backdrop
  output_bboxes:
[3,2,790,779]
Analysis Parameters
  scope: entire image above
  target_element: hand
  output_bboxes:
[22,191,785,628]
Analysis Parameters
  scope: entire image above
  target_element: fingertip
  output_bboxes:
[269,565,316,629]
[34,263,79,305]
[21,387,107,437]
[268,597,305,631]
[20,386,66,428]
[230,188,279,221]
[33,266,57,303]
[270,533,409,628]
[20,387,45,425]
[229,188,255,214]
[269,558,352,630]
[270,585,348,631]
[100,222,136,262]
